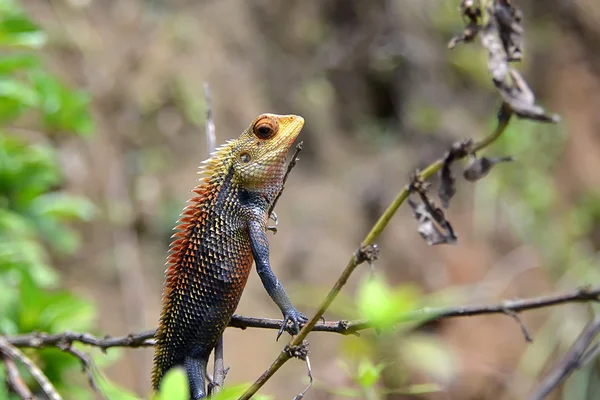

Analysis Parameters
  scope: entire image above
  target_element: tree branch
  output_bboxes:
[0,337,62,400]
[529,314,600,400]
[4,286,598,350]
[1,354,34,400]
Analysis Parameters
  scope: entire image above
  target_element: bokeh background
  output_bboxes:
[5,0,600,399]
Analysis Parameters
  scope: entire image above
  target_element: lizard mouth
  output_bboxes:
[272,114,304,151]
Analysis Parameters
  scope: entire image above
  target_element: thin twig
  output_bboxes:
[5,287,598,347]
[238,104,514,399]
[203,82,216,154]
[2,354,35,400]
[202,81,225,394]
[209,336,226,396]
[0,337,62,400]
[503,308,533,342]
[529,315,600,400]
[269,141,303,218]
[57,344,103,396]
[293,356,312,400]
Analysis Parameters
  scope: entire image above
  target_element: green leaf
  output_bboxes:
[357,276,392,329]
[157,368,189,400]
[356,359,385,388]
[0,238,59,287]
[15,275,95,333]
[0,95,22,122]
[96,374,140,400]
[0,14,46,49]
[357,276,420,331]
[40,292,95,332]
[0,208,33,236]
[210,384,252,400]
[0,53,39,74]
[17,273,45,330]
[30,193,96,221]
[0,134,60,197]
[30,71,94,135]
[0,77,38,107]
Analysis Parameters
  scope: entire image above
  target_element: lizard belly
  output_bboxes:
[153,235,254,384]
[174,236,254,357]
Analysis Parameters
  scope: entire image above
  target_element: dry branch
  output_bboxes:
[1,354,34,400]
[529,315,600,400]
[4,286,598,350]
[0,337,62,400]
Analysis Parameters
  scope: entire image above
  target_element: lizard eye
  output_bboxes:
[239,152,251,163]
[252,116,278,139]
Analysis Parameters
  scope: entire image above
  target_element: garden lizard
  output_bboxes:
[151,113,307,399]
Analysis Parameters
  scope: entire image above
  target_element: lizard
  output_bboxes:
[151,113,308,399]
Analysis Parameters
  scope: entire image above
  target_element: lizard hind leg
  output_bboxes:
[184,355,208,399]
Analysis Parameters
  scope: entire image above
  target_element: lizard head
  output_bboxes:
[231,113,304,200]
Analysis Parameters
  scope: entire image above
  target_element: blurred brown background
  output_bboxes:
[21,0,600,399]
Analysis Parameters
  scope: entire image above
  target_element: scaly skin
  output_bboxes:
[151,113,307,399]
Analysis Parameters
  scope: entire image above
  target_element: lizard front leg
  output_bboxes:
[248,219,308,340]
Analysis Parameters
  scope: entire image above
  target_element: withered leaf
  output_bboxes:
[408,199,447,245]
[449,21,480,49]
[439,139,472,208]
[439,162,456,209]
[493,0,523,61]
[463,155,515,181]
[408,194,457,246]
[480,9,560,123]
[449,0,483,49]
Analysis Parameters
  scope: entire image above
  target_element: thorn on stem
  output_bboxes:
[503,308,533,342]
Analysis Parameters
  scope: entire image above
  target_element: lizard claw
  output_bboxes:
[277,309,308,341]
[267,211,279,235]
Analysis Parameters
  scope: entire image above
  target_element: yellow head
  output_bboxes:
[228,113,304,200]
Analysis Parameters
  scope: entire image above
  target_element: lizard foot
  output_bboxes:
[277,308,308,341]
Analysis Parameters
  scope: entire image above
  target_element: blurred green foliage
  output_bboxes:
[151,368,273,400]
[357,276,420,332]
[154,368,189,400]
[0,1,134,398]
[475,117,600,399]
[297,276,446,399]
